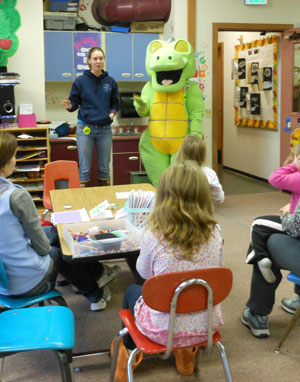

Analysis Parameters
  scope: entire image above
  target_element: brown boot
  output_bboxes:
[173,346,199,376]
[99,178,110,186]
[111,337,143,382]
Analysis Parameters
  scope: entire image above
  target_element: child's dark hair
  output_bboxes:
[0,132,17,170]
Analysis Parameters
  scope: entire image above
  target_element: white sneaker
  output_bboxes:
[90,298,107,311]
[103,285,112,302]
[97,264,121,288]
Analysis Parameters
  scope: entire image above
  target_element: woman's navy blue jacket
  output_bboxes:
[68,69,119,125]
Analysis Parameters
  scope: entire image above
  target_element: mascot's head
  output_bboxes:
[145,39,196,93]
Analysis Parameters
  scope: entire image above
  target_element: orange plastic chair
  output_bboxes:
[42,160,81,219]
[110,267,233,382]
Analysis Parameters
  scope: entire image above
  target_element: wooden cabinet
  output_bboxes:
[44,31,101,81]
[6,127,50,205]
[49,139,99,186]
[105,32,159,81]
[112,138,144,185]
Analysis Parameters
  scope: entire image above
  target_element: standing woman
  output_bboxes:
[62,47,119,186]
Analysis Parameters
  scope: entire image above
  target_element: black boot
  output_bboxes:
[98,178,110,186]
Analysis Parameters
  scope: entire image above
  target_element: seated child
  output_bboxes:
[0,131,120,311]
[176,134,225,203]
[246,143,300,283]
[111,160,225,382]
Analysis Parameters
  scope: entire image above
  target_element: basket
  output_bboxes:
[124,201,152,229]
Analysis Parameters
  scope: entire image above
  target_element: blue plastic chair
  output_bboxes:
[0,259,67,310]
[275,272,300,352]
[0,306,75,382]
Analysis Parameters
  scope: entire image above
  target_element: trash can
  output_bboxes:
[130,171,151,184]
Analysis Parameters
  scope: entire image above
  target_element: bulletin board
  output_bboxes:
[232,35,278,129]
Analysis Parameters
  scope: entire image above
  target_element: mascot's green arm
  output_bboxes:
[186,82,205,136]
[133,82,153,117]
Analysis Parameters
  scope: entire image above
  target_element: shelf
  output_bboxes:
[4,127,50,207]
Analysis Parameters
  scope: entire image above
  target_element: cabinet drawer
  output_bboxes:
[112,140,139,154]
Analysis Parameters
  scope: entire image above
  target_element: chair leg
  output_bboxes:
[127,347,141,382]
[53,350,73,382]
[110,327,128,382]
[0,358,4,382]
[194,347,201,373]
[49,296,68,307]
[275,304,300,352]
[41,209,50,220]
[215,341,232,382]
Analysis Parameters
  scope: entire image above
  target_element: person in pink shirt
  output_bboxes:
[246,143,300,283]
[111,160,224,382]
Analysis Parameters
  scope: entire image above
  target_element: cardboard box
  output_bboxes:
[130,21,164,34]
[62,219,142,258]
[44,12,77,30]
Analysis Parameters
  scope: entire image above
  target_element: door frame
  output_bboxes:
[212,23,293,172]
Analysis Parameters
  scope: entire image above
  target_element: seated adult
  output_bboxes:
[242,233,300,338]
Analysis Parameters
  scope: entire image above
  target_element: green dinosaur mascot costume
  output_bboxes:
[134,39,204,186]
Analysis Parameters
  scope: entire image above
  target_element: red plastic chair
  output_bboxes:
[110,267,233,382]
[42,160,81,219]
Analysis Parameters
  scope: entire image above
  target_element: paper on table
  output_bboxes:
[51,208,90,225]
[116,192,130,199]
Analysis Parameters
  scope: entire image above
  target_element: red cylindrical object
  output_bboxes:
[92,0,171,26]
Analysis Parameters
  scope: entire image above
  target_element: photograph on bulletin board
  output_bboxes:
[233,35,278,129]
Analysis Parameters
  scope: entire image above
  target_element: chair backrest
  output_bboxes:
[0,259,9,291]
[43,160,81,209]
[142,267,233,313]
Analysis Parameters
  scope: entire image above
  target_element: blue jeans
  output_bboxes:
[76,121,112,181]
[247,233,300,315]
[122,284,143,350]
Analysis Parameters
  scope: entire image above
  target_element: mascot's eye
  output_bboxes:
[168,56,172,60]
[156,56,160,60]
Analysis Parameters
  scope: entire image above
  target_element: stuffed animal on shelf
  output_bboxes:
[134,38,204,186]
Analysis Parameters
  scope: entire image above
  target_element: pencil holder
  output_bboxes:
[124,201,151,229]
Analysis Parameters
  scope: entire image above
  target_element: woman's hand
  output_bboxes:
[61,97,72,110]
[280,203,291,216]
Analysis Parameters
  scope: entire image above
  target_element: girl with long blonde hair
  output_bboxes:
[111,160,224,381]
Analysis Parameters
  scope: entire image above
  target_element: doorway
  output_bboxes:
[212,23,293,174]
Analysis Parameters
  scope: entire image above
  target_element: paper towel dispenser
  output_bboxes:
[119,92,140,118]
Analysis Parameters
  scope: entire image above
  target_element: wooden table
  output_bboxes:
[50,183,155,266]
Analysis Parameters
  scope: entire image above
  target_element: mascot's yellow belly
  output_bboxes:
[149,90,188,155]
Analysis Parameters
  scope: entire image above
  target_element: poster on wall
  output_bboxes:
[233,35,278,129]
[238,58,246,79]
[263,67,273,90]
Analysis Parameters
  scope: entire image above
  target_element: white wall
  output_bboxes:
[9,0,45,120]
[219,31,281,179]
[195,0,300,172]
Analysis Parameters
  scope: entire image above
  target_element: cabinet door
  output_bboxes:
[113,152,140,185]
[133,33,158,81]
[44,32,74,81]
[105,33,133,81]
[74,32,101,79]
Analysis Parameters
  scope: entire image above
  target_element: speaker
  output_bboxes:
[0,86,15,117]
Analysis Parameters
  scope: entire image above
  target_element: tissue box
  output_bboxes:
[18,113,36,128]
[62,219,142,258]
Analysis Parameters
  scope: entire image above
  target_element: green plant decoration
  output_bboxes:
[0,0,21,67]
